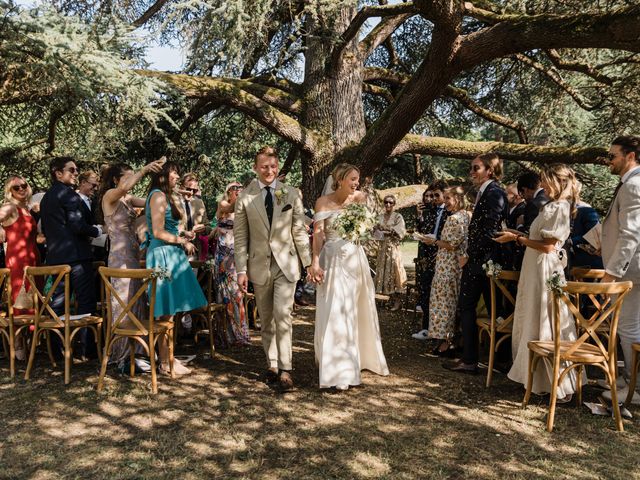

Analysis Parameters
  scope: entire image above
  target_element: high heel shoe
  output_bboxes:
[431,341,455,358]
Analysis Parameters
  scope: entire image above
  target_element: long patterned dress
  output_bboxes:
[104,198,145,365]
[374,211,407,295]
[213,219,250,347]
[4,207,39,315]
[427,210,471,340]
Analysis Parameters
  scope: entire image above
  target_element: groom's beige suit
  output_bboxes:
[601,166,640,377]
[234,179,311,371]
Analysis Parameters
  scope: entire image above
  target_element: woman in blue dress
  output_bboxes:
[145,161,207,375]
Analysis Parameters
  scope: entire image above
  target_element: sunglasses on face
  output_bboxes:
[228,185,242,192]
[606,152,617,161]
[185,187,199,193]
[11,183,28,192]
[384,201,395,205]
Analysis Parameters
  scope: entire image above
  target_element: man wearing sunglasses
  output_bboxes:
[600,135,640,404]
[178,173,211,258]
[40,157,103,358]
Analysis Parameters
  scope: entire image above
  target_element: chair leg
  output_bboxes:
[149,332,157,394]
[45,331,56,368]
[486,329,496,388]
[546,358,561,433]
[64,329,71,385]
[169,328,175,379]
[625,348,639,407]
[208,310,216,359]
[24,328,40,380]
[522,350,535,408]
[608,365,624,432]
[576,366,583,407]
[96,326,103,364]
[8,331,15,379]
[97,338,111,392]
[129,339,136,378]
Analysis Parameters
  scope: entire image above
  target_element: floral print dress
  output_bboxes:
[427,210,471,340]
[374,212,407,295]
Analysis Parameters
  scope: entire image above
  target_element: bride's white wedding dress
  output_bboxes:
[314,210,390,388]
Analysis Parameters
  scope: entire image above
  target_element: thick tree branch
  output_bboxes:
[280,146,299,176]
[141,71,319,155]
[392,134,606,165]
[363,82,395,103]
[358,13,413,60]
[455,5,640,71]
[546,49,614,85]
[332,2,417,66]
[132,0,171,28]
[514,53,599,111]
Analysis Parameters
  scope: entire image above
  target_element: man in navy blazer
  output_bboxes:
[444,153,508,374]
[40,157,102,324]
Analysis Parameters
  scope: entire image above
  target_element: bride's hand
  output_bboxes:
[306,265,325,284]
[493,231,517,244]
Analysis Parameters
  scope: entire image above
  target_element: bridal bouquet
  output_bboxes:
[334,203,377,243]
[482,260,503,278]
[546,271,567,296]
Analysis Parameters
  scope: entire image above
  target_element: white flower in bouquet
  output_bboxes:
[151,266,172,281]
[334,203,377,243]
[546,271,567,296]
[482,260,503,278]
[204,258,216,272]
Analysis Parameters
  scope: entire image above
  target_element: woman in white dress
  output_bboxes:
[494,164,583,401]
[308,163,390,391]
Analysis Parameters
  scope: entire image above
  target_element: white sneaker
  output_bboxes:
[335,384,349,391]
[181,314,193,330]
[596,376,626,390]
[602,385,640,405]
[415,305,423,313]
[411,329,429,340]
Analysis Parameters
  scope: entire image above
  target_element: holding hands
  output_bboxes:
[307,264,325,285]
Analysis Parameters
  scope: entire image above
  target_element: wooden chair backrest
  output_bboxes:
[568,268,611,328]
[0,268,12,318]
[553,281,633,360]
[488,270,520,333]
[99,267,156,335]
[190,260,214,304]
[25,265,71,326]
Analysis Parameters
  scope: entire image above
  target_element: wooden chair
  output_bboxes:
[24,265,103,384]
[523,280,632,432]
[569,268,612,342]
[97,267,173,394]
[189,260,226,357]
[244,292,258,329]
[476,270,520,387]
[0,268,35,378]
[625,343,640,407]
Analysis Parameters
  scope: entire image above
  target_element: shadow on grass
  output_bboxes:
[0,307,638,479]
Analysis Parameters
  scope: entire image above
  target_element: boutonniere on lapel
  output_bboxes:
[275,186,288,205]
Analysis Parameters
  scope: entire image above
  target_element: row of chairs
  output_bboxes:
[0,260,247,394]
[476,267,635,432]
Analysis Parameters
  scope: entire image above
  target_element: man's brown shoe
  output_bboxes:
[278,371,295,392]
[264,368,279,384]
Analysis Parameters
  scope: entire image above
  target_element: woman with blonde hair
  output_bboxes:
[494,163,582,402]
[374,194,407,310]
[212,181,249,347]
[308,163,389,391]
[0,175,40,358]
[424,186,471,354]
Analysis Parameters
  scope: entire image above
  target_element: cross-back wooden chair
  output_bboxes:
[625,342,640,407]
[477,270,520,387]
[244,292,258,329]
[0,268,31,378]
[92,261,106,331]
[98,267,174,394]
[569,268,612,341]
[523,280,632,432]
[24,265,103,384]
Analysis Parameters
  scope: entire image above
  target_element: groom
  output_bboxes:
[234,146,312,391]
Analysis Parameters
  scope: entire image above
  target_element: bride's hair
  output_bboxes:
[331,163,360,191]
[540,163,578,217]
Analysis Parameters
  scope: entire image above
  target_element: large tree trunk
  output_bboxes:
[299,6,367,203]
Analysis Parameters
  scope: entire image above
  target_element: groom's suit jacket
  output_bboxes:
[601,168,640,282]
[234,179,311,286]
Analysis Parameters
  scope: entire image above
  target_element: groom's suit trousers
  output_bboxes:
[253,257,296,371]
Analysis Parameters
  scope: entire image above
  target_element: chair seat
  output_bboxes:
[113,320,174,336]
[0,315,35,327]
[528,340,607,363]
[632,343,640,353]
[38,315,103,329]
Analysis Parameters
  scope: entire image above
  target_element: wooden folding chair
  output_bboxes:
[477,270,520,387]
[0,268,34,378]
[523,280,632,432]
[569,268,612,340]
[24,265,103,384]
[98,267,174,394]
[626,342,640,407]
[189,260,226,357]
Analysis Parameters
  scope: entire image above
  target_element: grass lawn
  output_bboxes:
[1,304,639,479]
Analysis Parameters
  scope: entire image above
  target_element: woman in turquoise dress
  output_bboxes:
[145,161,207,375]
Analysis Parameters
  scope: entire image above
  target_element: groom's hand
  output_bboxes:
[238,273,248,293]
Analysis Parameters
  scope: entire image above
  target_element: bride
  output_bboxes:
[307,163,389,391]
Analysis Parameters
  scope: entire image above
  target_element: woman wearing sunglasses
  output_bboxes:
[0,176,40,359]
[373,194,407,311]
[212,181,250,347]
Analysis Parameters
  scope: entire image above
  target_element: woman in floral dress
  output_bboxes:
[427,187,471,354]
[213,181,250,347]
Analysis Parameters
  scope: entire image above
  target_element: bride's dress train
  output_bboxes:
[314,210,389,388]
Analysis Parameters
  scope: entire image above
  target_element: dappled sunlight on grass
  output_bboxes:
[0,304,638,479]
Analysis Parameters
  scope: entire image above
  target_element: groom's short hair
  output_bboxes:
[255,146,279,164]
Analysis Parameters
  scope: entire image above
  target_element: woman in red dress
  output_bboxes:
[0,176,40,358]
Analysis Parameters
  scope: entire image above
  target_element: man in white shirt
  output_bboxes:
[600,135,640,404]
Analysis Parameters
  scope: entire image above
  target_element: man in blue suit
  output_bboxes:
[40,157,102,356]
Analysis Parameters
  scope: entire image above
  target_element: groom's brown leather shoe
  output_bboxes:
[278,371,295,392]
[264,368,279,384]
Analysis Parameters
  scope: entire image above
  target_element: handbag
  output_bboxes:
[13,272,34,310]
